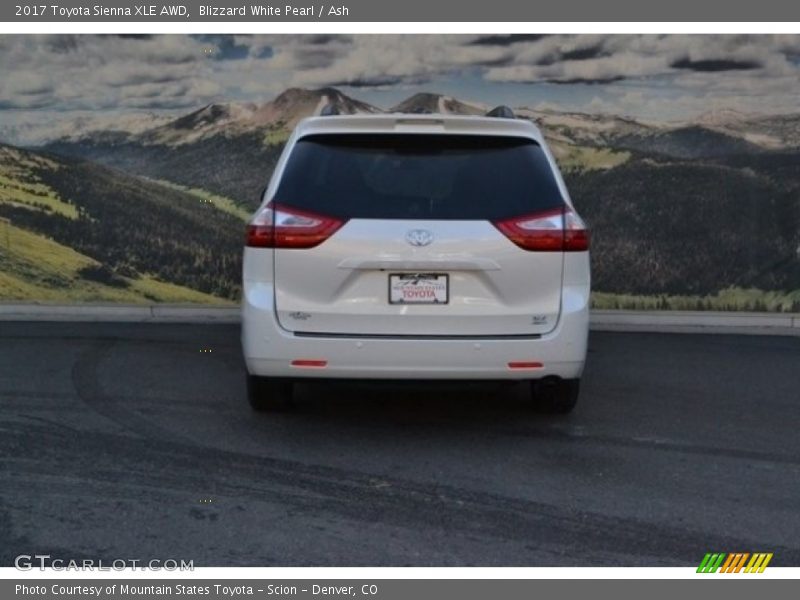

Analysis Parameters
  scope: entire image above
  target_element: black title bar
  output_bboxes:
[3,0,800,22]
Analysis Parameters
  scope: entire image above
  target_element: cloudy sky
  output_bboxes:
[1,34,799,143]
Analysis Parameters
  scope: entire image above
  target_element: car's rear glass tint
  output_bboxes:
[273,134,565,220]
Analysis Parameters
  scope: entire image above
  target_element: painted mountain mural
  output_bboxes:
[1,35,799,310]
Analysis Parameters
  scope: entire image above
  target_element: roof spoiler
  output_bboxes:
[320,103,517,119]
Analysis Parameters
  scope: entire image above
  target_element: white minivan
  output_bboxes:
[242,107,590,413]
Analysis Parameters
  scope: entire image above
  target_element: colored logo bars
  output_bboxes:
[697,553,773,573]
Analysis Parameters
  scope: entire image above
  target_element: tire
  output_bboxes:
[247,375,293,412]
[531,377,580,414]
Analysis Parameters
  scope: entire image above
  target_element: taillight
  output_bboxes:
[246,202,346,249]
[563,208,590,252]
[492,206,589,252]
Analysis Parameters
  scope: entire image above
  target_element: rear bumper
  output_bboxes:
[241,282,589,380]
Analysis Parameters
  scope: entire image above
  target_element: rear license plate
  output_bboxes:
[389,273,449,305]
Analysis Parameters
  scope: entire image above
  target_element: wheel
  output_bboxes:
[247,375,293,412]
[531,377,580,414]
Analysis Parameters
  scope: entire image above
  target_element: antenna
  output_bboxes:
[320,104,340,116]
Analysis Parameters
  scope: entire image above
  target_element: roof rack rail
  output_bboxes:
[320,104,340,116]
[486,105,516,119]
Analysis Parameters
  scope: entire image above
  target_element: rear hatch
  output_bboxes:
[271,133,568,337]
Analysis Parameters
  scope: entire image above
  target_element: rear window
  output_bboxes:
[273,134,565,220]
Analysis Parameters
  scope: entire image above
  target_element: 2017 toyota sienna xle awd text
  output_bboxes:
[241,106,590,414]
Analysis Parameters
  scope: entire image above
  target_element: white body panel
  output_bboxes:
[243,249,589,380]
[274,219,563,336]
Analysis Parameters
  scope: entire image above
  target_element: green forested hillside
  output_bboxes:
[0,144,241,302]
[23,91,800,310]
[566,157,800,297]
[0,219,226,303]
[46,131,283,210]
[31,139,800,309]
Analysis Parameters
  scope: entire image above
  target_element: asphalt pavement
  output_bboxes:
[1,322,799,566]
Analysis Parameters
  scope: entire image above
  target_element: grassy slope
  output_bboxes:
[0,146,79,220]
[592,288,800,313]
[263,128,290,146]
[0,143,239,303]
[153,179,252,221]
[549,141,631,172]
[0,220,228,303]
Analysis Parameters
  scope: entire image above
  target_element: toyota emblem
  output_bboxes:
[405,229,434,247]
